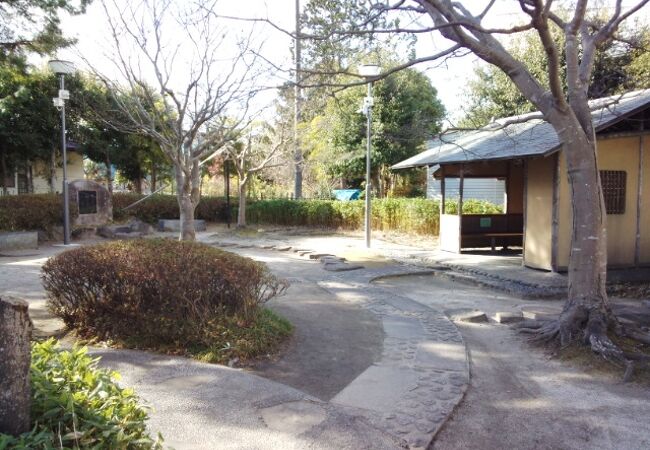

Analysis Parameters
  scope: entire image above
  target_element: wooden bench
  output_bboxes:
[482,232,524,252]
[460,214,523,252]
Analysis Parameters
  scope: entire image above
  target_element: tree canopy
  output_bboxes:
[315,67,444,188]
[460,23,650,127]
[0,0,90,58]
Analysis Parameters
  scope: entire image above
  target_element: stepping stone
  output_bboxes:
[323,262,364,272]
[298,251,313,257]
[309,253,335,260]
[520,305,561,320]
[292,248,309,253]
[260,401,327,435]
[320,256,346,263]
[275,246,292,251]
[445,308,488,323]
[261,245,275,249]
[494,311,523,323]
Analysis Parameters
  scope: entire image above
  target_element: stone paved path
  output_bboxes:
[207,238,469,449]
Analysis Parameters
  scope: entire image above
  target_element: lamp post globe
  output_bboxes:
[48,60,76,245]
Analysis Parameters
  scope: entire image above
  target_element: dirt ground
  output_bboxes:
[375,274,650,450]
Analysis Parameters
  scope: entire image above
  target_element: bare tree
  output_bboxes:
[222,0,650,373]
[221,123,287,227]
[94,0,262,240]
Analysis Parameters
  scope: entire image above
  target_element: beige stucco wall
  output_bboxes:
[31,151,85,194]
[524,156,555,270]
[557,136,641,269]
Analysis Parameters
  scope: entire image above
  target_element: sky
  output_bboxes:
[51,0,650,124]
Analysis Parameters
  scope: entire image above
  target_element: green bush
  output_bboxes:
[444,199,504,215]
[0,339,161,449]
[0,193,75,234]
[245,197,503,235]
[112,193,228,223]
[42,239,287,348]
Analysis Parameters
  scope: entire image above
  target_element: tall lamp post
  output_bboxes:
[358,64,380,248]
[48,60,76,246]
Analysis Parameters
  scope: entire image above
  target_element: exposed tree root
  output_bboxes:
[516,306,650,381]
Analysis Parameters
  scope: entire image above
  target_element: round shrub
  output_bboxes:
[42,239,287,347]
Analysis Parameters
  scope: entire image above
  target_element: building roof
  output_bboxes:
[392,89,650,169]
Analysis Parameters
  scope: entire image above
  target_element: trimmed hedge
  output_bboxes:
[112,193,228,223]
[245,198,503,236]
[0,193,75,233]
[42,239,287,347]
[0,193,228,233]
[0,339,161,449]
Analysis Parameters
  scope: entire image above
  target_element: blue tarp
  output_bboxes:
[333,189,361,201]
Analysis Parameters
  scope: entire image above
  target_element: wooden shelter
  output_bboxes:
[393,90,650,272]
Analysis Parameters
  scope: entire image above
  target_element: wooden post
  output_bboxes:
[440,165,446,214]
[635,129,644,266]
[522,159,528,265]
[458,164,464,216]
[0,296,32,436]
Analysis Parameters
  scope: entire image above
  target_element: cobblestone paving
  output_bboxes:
[206,238,470,449]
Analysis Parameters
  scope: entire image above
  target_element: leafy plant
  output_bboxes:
[0,339,161,449]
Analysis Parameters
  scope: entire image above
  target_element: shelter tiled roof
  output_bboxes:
[392,90,650,169]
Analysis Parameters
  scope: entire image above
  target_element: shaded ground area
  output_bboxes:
[251,278,384,400]
[375,274,650,450]
[90,347,401,450]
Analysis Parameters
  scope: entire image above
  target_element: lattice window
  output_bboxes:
[600,170,626,215]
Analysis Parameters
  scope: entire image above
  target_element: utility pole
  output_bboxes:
[293,0,303,199]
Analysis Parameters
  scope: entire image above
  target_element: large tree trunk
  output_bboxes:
[134,165,143,194]
[237,180,247,228]
[105,153,113,195]
[175,164,198,241]
[0,296,32,436]
[151,163,157,193]
[523,111,628,368]
[555,115,611,346]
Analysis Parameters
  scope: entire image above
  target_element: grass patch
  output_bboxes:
[192,308,293,364]
[96,307,293,365]
[556,335,650,383]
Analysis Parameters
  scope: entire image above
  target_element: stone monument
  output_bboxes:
[68,179,112,227]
